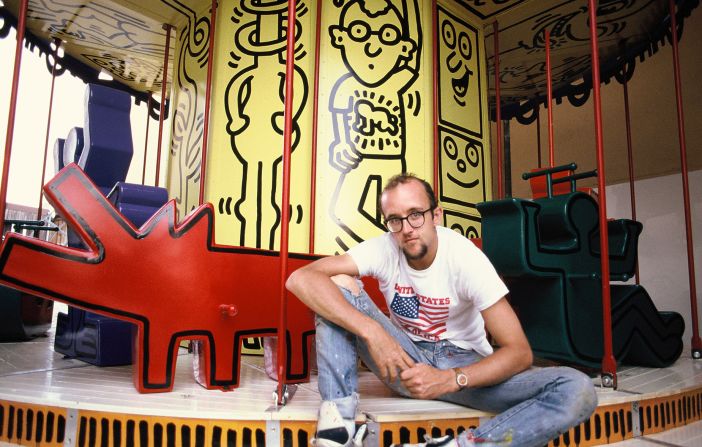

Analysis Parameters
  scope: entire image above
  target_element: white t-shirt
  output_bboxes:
[348,226,508,356]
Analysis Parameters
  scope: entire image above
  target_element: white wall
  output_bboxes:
[605,170,702,352]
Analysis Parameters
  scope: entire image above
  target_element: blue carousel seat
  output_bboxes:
[54,84,167,366]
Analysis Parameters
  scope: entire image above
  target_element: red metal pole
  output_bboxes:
[199,0,218,205]
[668,0,702,356]
[536,108,542,169]
[0,0,29,235]
[142,94,152,185]
[309,0,323,254]
[277,0,298,404]
[588,0,617,387]
[622,77,639,284]
[36,38,61,221]
[545,29,555,168]
[493,21,503,199]
[432,0,439,198]
[155,24,173,188]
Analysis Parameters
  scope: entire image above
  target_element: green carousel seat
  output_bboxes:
[476,164,683,368]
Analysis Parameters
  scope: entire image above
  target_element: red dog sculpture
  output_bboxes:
[0,164,317,393]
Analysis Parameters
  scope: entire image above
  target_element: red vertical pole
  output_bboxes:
[277,0,298,404]
[493,21,503,199]
[588,0,617,387]
[142,94,152,185]
[199,0,218,206]
[536,108,542,169]
[36,38,61,221]
[668,0,702,356]
[309,0,323,254]
[155,24,173,188]
[432,0,439,199]
[622,77,639,284]
[545,29,555,168]
[0,0,29,234]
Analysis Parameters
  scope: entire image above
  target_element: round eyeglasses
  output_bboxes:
[384,208,434,233]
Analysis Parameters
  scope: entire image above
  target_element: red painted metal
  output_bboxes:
[309,0,324,254]
[155,24,173,188]
[622,77,639,284]
[536,108,542,169]
[432,0,439,197]
[37,39,61,221]
[0,164,317,393]
[0,0,29,235]
[199,0,218,206]
[668,0,701,353]
[587,0,617,386]
[545,29,555,168]
[142,94,152,185]
[493,21,503,199]
[277,0,299,404]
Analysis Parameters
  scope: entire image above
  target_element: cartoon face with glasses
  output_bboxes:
[327,0,421,252]
[330,0,416,86]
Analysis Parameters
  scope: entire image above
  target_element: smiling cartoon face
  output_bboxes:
[441,19,473,106]
[330,0,416,86]
[439,130,486,207]
[437,7,483,138]
[443,134,480,189]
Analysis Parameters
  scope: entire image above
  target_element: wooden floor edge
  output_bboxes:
[2,386,702,446]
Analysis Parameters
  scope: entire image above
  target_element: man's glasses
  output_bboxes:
[384,208,435,233]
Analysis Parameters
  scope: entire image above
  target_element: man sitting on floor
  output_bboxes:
[286,173,597,447]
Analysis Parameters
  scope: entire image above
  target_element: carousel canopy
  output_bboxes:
[0,0,698,121]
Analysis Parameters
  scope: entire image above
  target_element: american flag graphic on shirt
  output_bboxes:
[390,289,450,341]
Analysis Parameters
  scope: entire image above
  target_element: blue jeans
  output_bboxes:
[316,285,598,447]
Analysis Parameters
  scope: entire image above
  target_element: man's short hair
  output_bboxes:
[380,173,438,211]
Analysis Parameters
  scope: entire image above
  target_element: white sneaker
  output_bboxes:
[312,401,367,447]
[391,434,458,447]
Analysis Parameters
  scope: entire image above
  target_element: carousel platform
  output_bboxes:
[1,311,702,447]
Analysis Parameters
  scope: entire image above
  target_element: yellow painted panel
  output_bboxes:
[314,0,434,255]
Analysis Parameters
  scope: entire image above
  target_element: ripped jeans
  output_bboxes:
[315,284,598,447]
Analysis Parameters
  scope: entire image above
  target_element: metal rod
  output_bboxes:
[309,0,323,254]
[0,0,29,235]
[493,20,503,199]
[432,0,439,198]
[199,0,218,205]
[545,29,555,167]
[536,108,542,169]
[588,0,617,387]
[668,0,701,355]
[277,0,298,404]
[155,24,173,188]
[142,94,152,185]
[622,76,639,284]
[37,38,61,221]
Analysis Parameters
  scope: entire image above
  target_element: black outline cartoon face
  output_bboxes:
[443,135,480,189]
[441,19,473,106]
[330,1,415,86]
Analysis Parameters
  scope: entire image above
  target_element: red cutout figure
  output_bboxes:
[0,164,317,393]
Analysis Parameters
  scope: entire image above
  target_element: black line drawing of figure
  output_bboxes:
[328,0,421,252]
[167,0,209,217]
[224,0,309,249]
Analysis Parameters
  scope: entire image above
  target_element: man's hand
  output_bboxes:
[364,324,415,382]
[400,364,457,400]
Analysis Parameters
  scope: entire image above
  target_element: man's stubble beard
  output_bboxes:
[403,242,428,261]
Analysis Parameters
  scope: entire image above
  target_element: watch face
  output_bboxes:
[457,373,469,387]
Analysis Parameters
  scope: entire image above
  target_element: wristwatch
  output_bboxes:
[453,367,469,389]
